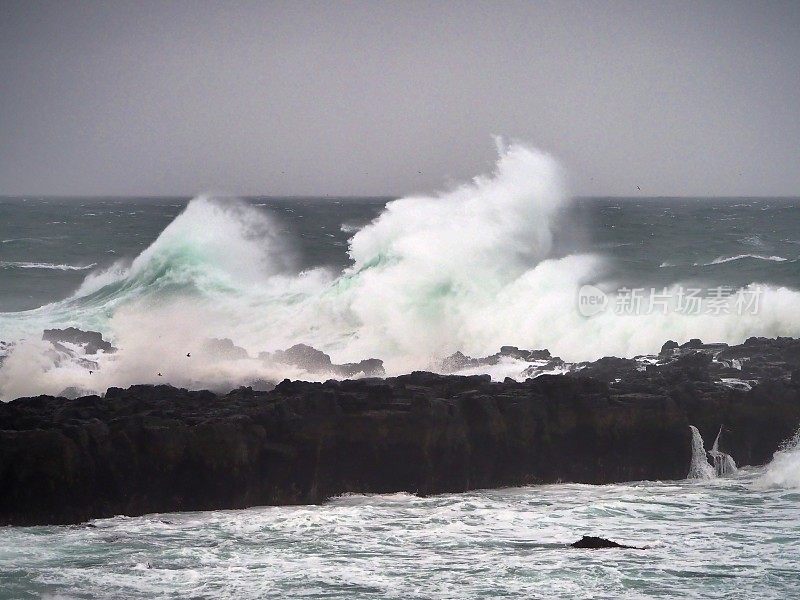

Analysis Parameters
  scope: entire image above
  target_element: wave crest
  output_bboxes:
[703,254,789,266]
[3,143,800,398]
[0,261,97,271]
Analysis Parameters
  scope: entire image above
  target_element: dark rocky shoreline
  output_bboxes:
[2,336,800,526]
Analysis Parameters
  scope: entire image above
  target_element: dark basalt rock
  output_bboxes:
[440,346,553,373]
[42,328,116,355]
[571,536,642,549]
[681,338,705,349]
[1,337,800,526]
[660,340,679,356]
[499,346,551,361]
[261,344,385,378]
[440,350,480,372]
[572,356,639,383]
[0,373,693,526]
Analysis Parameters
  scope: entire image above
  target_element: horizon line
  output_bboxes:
[1,194,799,201]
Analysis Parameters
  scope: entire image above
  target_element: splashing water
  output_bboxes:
[687,426,715,480]
[709,426,738,477]
[3,472,800,599]
[756,427,800,489]
[3,142,800,399]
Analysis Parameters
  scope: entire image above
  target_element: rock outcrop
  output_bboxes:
[260,343,386,378]
[1,337,799,526]
[571,536,643,549]
[42,328,116,355]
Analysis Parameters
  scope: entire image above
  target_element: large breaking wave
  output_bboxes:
[2,142,800,399]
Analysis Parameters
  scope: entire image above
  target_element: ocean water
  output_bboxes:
[2,144,800,597]
[1,464,799,600]
[2,194,800,314]
[1,147,800,400]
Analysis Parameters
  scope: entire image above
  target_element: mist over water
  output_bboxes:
[2,143,800,399]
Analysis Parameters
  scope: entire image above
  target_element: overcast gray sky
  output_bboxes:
[1,0,798,197]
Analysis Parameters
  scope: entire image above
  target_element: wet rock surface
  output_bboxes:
[260,343,386,378]
[42,328,116,355]
[1,337,799,526]
[571,536,643,550]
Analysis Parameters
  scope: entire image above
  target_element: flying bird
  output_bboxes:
[186,353,191,357]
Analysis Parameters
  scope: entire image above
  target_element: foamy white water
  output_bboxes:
[0,261,97,271]
[2,143,800,399]
[2,466,799,599]
[687,425,716,480]
[756,429,800,489]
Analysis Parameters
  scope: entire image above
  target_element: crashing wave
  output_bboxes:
[2,142,800,398]
[755,428,800,489]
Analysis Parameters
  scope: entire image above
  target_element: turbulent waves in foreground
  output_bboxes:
[1,336,800,526]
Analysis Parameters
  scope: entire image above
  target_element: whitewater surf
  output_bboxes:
[2,143,800,399]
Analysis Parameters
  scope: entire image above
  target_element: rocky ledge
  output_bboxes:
[1,337,800,526]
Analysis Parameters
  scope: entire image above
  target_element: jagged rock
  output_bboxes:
[440,351,480,372]
[520,357,565,378]
[200,338,250,360]
[499,346,551,361]
[268,343,332,371]
[571,536,642,549]
[681,338,704,349]
[572,356,638,383]
[335,358,385,378]
[660,340,679,356]
[42,328,116,355]
[440,347,556,375]
[262,344,385,378]
[2,336,800,526]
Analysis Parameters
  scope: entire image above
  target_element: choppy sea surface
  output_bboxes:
[1,467,799,599]
[1,146,800,598]
[2,149,800,383]
[2,195,800,313]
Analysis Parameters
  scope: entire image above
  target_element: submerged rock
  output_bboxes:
[571,536,643,549]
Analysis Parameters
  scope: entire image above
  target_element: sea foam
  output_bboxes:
[2,142,800,398]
